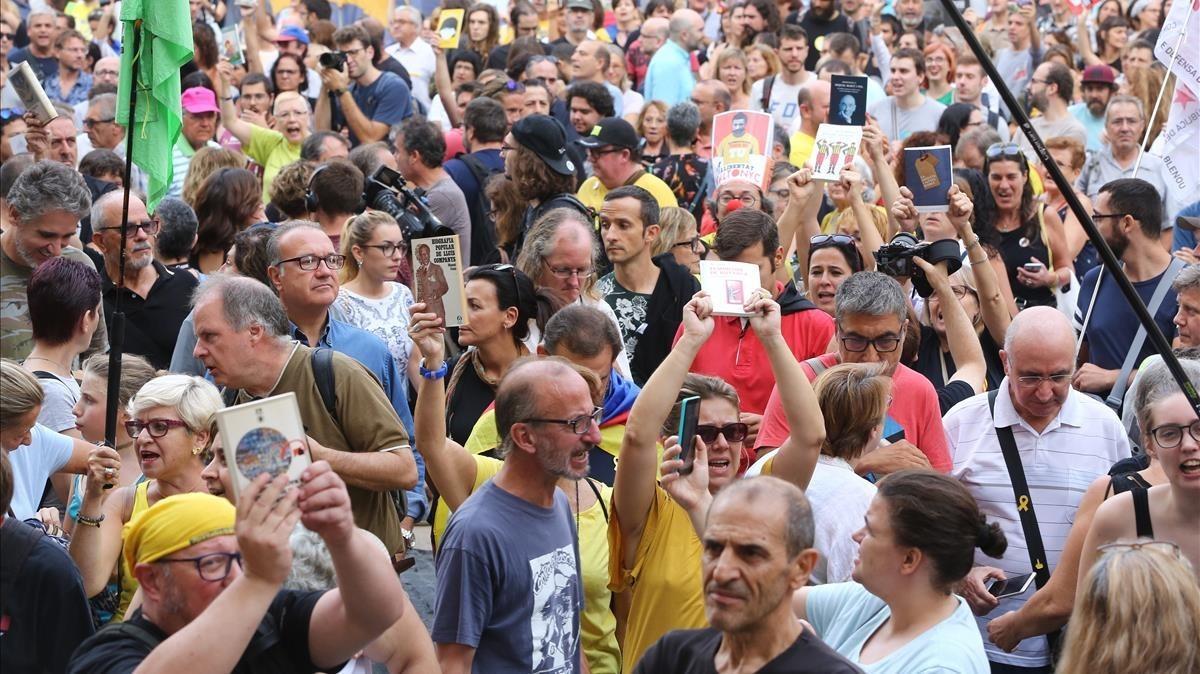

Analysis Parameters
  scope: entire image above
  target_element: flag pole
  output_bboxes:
[936,0,1200,418]
[1132,0,1193,175]
[102,18,143,485]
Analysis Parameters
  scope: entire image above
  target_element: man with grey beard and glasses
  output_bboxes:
[90,190,198,369]
[0,160,107,361]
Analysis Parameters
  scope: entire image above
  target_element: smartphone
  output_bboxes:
[987,573,1036,599]
[676,396,701,475]
[1023,262,1045,273]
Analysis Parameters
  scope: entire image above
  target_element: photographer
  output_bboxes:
[391,117,472,259]
[315,25,413,146]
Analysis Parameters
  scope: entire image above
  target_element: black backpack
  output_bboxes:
[456,153,503,266]
[222,347,336,420]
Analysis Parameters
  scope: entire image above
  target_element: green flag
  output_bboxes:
[116,0,193,211]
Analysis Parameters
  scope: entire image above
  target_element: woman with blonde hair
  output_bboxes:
[181,146,244,209]
[1057,542,1200,674]
[744,43,781,81]
[335,211,419,386]
[652,207,705,274]
[715,47,752,110]
[604,43,645,123]
[636,100,669,167]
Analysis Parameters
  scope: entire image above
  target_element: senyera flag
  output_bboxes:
[116,0,194,211]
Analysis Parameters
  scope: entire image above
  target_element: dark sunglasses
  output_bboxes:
[695,423,749,444]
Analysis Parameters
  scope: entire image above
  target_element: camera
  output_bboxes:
[363,166,449,241]
[319,50,347,70]
[873,232,963,298]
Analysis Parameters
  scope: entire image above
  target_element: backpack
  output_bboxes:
[456,153,503,266]
[0,518,45,628]
[222,347,336,421]
[759,75,776,113]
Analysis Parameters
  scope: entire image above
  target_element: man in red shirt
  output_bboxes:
[755,271,951,475]
[674,208,834,451]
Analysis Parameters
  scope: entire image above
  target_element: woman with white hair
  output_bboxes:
[68,374,223,622]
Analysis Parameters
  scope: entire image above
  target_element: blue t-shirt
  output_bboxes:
[7,423,73,522]
[1074,262,1179,374]
[434,480,583,673]
[806,582,989,674]
[1171,200,1200,252]
[349,71,413,145]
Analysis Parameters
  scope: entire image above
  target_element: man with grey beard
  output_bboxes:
[0,160,107,361]
[90,190,197,369]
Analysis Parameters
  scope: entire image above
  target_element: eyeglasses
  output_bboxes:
[97,220,159,237]
[158,551,243,581]
[695,422,749,444]
[544,262,593,280]
[673,237,707,255]
[523,406,603,434]
[125,418,190,438]
[363,242,402,257]
[276,254,345,271]
[717,192,759,206]
[1092,212,1131,220]
[985,142,1022,160]
[587,146,624,159]
[1147,420,1200,449]
[839,334,902,353]
[1097,540,1182,557]
[1014,373,1073,388]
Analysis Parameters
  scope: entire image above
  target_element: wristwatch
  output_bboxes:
[400,527,415,550]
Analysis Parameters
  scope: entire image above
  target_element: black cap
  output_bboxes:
[511,114,576,176]
[576,117,642,151]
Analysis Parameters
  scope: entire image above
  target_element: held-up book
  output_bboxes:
[221,25,245,66]
[217,392,312,501]
[830,75,868,126]
[904,145,953,213]
[810,124,864,182]
[711,109,774,188]
[700,260,762,316]
[412,234,467,327]
[436,9,464,49]
[8,61,58,124]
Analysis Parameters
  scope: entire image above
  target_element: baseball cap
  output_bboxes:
[276,26,311,45]
[181,87,220,114]
[576,117,642,150]
[512,114,576,176]
[564,0,593,10]
[1081,64,1117,87]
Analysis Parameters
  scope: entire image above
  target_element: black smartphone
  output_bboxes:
[987,573,1036,599]
[885,428,906,444]
[676,396,701,475]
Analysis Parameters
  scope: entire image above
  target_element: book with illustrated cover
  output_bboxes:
[221,25,245,66]
[830,75,868,126]
[8,61,58,124]
[904,145,953,213]
[436,9,464,49]
[810,124,864,182]
[711,109,774,188]
[700,260,762,316]
[216,392,312,501]
[412,234,467,327]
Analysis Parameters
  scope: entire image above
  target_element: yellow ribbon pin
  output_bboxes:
[1017,495,1030,512]
[1035,559,1045,570]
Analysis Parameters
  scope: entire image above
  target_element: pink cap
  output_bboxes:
[181,87,220,114]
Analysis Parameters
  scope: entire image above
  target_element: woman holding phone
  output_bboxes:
[611,290,826,671]
[793,470,1006,673]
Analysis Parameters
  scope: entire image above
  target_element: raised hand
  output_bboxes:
[84,444,123,494]
[236,473,301,587]
[681,291,716,343]
[746,294,782,341]
[659,435,711,513]
[296,460,356,547]
[408,302,446,363]
[891,186,919,232]
[947,184,974,234]
[840,168,865,202]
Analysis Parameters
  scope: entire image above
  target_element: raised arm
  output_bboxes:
[842,168,883,271]
[863,121,901,239]
[424,30,463,128]
[241,6,264,75]
[67,444,128,597]
[217,61,256,146]
[613,292,713,568]
[1076,13,1102,66]
[409,304,480,510]
[915,256,987,394]
[751,298,824,491]
[780,168,822,281]
[949,184,1012,344]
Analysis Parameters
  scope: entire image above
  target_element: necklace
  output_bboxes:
[25,355,69,370]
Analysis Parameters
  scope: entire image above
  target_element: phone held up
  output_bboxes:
[676,396,701,475]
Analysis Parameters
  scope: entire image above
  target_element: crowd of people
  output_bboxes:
[1,0,1199,672]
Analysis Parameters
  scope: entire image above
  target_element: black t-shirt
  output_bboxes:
[937,379,978,416]
[915,325,1005,396]
[793,12,853,71]
[67,590,328,674]
[634,627,863,673]
[1,522,95,674]
[100,261,199,370]
[446,355,497,446]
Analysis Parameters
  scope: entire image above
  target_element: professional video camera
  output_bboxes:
[363,166,450,241]
[873,232,963,298]
[319,51,346,70]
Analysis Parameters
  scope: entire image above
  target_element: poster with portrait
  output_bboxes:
[711,110,774,188]
[904,145,953,213]
[436,9,465,49]
[221,25,246,66]
[810,124,864,182]
[700,260,762,316]
[412,234,467,327]
[217,393,312,501]
[830,75,868,126]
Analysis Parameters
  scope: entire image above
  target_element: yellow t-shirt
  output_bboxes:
[246,125,303,204]
[789,130,815,168]
[715,134,762,166]
[609,486,707,672]
[115,480,151,622]
[578,173,679,215]
[435,454,620,674]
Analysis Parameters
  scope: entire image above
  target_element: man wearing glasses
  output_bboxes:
[756,270,948,475]
[90,191,197,370]
[67,472,408,673]
[315,24,413,145]
[434,357,594,674]
[944,306,1130,673]
[576,117,678,214]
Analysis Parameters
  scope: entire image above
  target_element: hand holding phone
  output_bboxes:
[676,396,701,475]
[987,573,1036,599]
[1022,261,1045,273]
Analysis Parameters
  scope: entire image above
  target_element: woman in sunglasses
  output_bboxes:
[981,142,1071,312]
[69,374,222,622]
[612,290,826,672]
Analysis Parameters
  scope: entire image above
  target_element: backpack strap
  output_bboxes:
[311,347,338,421]
[760,75,775,112]
[1105,256,1188,413]
[1131,486,1154,539]
[95,617,165,652]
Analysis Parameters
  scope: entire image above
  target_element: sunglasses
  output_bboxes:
[985,142,1023,160]
[695,423,749,444]
[810,234,864,271]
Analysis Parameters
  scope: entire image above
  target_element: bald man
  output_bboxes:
[943,306,1130,672]
[645,9,705,105]
[789,80,830,168]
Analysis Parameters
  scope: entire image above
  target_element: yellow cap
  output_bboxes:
[122,493,236,571]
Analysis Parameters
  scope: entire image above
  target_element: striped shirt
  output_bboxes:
[944,382,1130,668]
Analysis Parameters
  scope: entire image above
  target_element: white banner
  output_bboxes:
[1155,0,1200,94]
[1160,82,1200,204]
